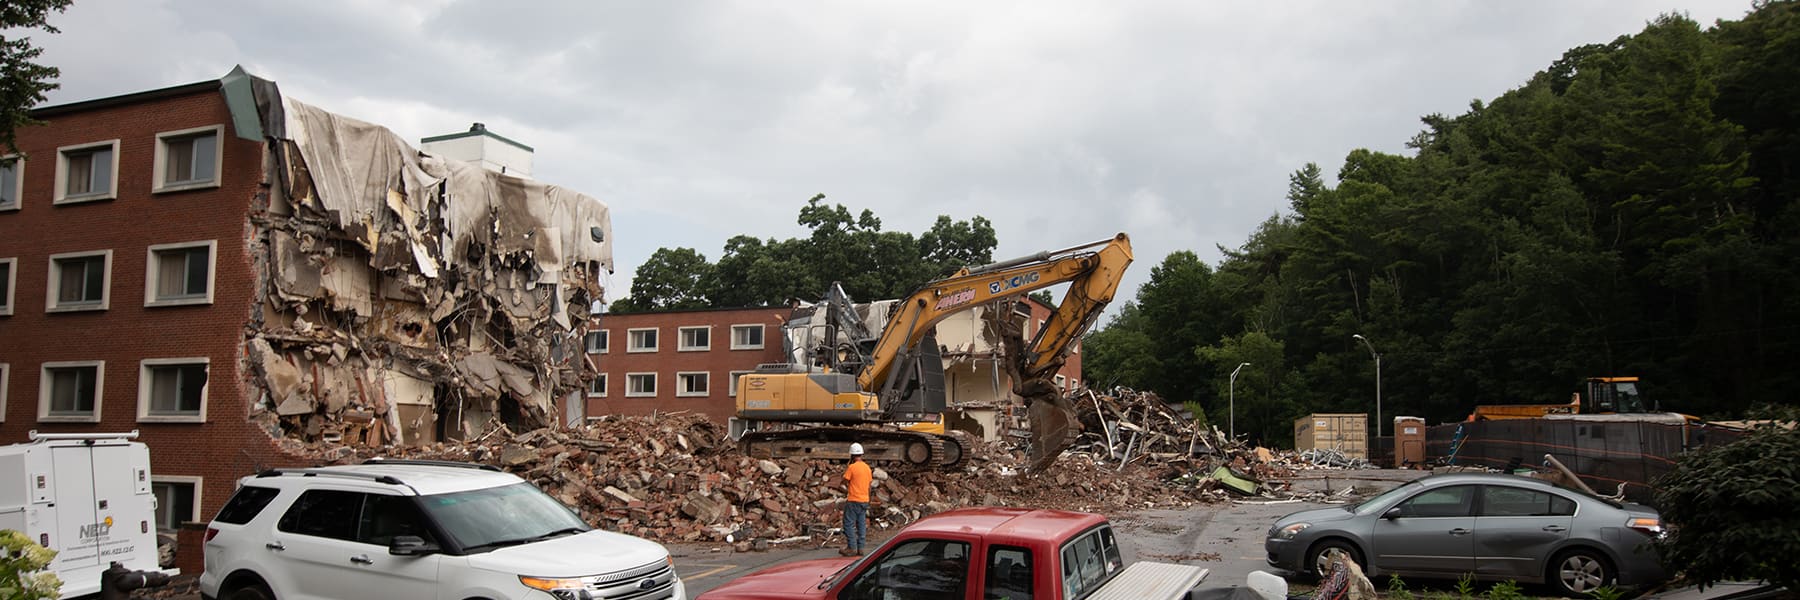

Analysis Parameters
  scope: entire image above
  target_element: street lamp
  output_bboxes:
[1229,362,1251,439]
[1352,334,1382,439]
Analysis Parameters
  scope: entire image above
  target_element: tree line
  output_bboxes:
[609,194,999,312]
[1085,3,1800,445]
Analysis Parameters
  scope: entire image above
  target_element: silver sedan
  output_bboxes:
[1264,473,1666,596]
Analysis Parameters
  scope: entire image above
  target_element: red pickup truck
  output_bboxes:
[697,507,1209,600]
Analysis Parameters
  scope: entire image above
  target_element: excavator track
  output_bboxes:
[740,426,965,468]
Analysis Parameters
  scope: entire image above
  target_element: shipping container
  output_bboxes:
[1293,413,1368,459]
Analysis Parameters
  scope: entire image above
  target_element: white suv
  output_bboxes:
[198,459,685,600]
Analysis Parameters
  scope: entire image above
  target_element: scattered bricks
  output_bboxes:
[500,445,535,467]
[603,486,638,504]
[758,460,782,476]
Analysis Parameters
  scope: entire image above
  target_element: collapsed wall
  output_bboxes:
[239,89,611,447]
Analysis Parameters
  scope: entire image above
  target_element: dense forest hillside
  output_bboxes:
[1083,3,1800,444]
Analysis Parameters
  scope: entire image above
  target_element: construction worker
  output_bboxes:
[840,442,871,556]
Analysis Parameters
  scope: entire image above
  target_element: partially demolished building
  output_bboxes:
[0,67,611,572]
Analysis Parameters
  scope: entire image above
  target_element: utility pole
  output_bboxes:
[1230,362,1251,439]
[1353,334,1382,439]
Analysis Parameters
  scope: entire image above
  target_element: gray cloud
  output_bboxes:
[34,1,1753,311]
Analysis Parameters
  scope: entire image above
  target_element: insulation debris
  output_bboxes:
[239,80,611,447]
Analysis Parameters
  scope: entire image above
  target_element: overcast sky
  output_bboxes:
[33,1,1753,313]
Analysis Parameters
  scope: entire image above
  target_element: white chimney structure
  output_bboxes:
[421,122,535,177]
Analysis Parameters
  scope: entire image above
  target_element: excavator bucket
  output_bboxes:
[1027,394,1081,471]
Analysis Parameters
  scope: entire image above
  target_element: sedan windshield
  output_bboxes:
[1352,480,1421,513]
[417,482,590,551]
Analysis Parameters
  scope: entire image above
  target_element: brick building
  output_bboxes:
[585,297,1083,439]
[0,69,612,573]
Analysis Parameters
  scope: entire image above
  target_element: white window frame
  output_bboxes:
[0,154,21,211]
[46,249,113,312]
[627,328,659,353]
[54,139,121,204]
[1054,374,1068,390]
[150,475,203,531]
[143,240,218,307]
[730,324,765,350]
[137,357,209,423]
[587,373,607,398]
[625,372,657,397]
[0,363,9,423]
[39,360,104,423]
[0,256,16,316]
[584,330,608,354]
[728,370,753,397]
[678,326,711,352]
[152,125,224,193]
[676,371,710,397]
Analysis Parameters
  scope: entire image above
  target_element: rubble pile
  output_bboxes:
[278,389,1391,546]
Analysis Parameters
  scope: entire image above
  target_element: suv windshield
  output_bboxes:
[417,482,590,551]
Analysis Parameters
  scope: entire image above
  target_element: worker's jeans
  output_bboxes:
[843,501,867,551]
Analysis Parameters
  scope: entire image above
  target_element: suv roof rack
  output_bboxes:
[255,468,405,486]
[362,458,503,472]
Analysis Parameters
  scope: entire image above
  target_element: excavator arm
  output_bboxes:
[858,233,1135,469]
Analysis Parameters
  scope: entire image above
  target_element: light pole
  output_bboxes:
[1352,334,1382,439]
[1229,362,1251,439]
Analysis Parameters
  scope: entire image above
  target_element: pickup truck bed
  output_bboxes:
[1090,562,1210,600]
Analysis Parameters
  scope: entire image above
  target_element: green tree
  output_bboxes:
[1,0,70,154]
[609,247,716,313]
[1655,425,1800,590]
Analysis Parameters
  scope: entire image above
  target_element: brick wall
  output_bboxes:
[583,306,790,423]
[0,86,304,575]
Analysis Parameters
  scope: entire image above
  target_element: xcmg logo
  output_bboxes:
[988,271,1042,294]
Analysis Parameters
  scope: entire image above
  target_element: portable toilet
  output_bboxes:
[1394,416,1427,468]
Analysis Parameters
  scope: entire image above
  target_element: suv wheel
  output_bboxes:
[226,582,276,600]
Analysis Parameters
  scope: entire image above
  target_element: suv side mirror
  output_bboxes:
[389,535,439,556]
[1382,508,1403,520]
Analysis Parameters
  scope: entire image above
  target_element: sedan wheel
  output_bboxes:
[1307,540,1362,579]
[1552,550,1614,597]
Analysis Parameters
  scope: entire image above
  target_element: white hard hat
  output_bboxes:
[849,443,865,455]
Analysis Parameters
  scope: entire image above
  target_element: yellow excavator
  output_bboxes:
[732,233,1135,471]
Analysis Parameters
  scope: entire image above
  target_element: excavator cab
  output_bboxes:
[1583,377,1650,413]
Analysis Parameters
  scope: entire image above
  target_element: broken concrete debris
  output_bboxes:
[240,88,611,448]
[275,387,1375,548]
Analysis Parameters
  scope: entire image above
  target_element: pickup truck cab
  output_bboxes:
[699,507,1207,600]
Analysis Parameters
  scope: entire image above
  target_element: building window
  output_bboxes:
[39,361,104,422]
[0,257,15,316]
[47,250,112,312]
[728,370,752,397]
[151,477,202,531]
[54,140,120,204]
[138,358,208,422]
[145,240,217,306]
[0,363,9,423]
[0,155,20,211]
[627,328,658,353]
[626,373,656,397]
[153,125,223,192]
[1054,374,1067,390]
[679,326,711,351]
[677,372,709,397]
[731,324,765,350]
[587,373,607,398]
[584,330,608,354]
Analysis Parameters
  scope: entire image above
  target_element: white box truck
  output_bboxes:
[0,430,176,598]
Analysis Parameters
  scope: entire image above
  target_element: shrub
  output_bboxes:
[0,529,61,600]
[1654,424,1800,589]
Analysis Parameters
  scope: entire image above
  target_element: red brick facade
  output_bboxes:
[582,306,790,423]
[0,84,302,575]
